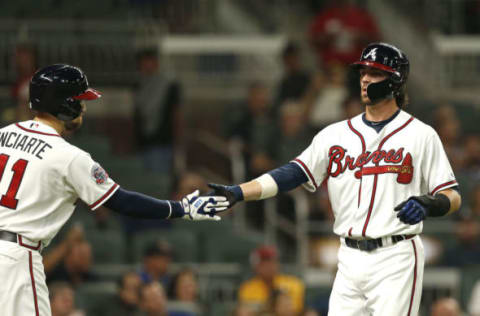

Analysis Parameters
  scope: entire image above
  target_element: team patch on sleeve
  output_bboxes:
[91,163,109,184]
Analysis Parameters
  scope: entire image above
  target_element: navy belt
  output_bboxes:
[345,234,415,252]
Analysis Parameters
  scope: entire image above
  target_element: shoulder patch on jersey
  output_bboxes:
[91,163,109,184]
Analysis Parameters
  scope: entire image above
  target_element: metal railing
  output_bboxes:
[0,19,164,85]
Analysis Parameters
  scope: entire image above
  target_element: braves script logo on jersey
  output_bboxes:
[327,146,414,184]
[91,163,109,184]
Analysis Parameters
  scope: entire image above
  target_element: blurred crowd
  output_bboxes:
[2,1,480,315]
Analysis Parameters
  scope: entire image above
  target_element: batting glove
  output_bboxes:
[208,183,243,209]
[181,190,229,221]
[394,198,427,225]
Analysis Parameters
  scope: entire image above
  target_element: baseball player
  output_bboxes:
[0,64,229,316]
[209,43,462,316]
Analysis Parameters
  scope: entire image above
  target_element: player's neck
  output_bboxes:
[364,99,399,122]
[33,115,65,135]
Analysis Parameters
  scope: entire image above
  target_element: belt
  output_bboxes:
[344,234,415,252]
[0,230,42,251]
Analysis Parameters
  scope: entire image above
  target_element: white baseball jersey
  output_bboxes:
[0,120,119,247]
[293,110,457,239]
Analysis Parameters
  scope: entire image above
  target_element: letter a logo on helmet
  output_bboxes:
[364,47,377,60]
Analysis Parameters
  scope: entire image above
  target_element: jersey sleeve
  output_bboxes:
[291,130,329,192]
[421,131,458,195]
[66,152,119,210]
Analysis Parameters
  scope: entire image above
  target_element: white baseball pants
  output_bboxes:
[0,240,51,316]
[328,235,424,316]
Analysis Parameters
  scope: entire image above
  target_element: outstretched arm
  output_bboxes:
[209,162,308,207]
[104,187,228,221]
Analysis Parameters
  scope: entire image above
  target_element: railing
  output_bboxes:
[160,35,286,100]
[0,19,164,85]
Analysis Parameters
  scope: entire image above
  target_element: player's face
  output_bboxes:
[64,101,86,134]
[359,67,389,105]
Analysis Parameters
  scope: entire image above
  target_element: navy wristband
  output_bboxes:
[231,185,244,201]
[427,193,451,217]
[170,201,185,219]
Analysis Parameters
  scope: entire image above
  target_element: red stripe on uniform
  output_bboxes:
[28,252,40,316]
[430,180,457,195]
[89,183,119,209]
[348,120,367,225]
[347,120,366,152]
[18,235,41,251]
[407,239,418,316]
[293,159,318,189]
[15,123,61,137]
[362,117,414,236]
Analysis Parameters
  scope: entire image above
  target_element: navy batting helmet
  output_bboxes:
[352,42,409,105]
[29,64,101,121]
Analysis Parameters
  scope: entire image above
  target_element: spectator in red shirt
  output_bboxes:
[309,0,380,67]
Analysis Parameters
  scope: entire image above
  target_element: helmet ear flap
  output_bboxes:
[56,99,83,121]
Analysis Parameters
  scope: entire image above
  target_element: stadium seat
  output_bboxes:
[202,230,263,264]
[459,265,480,309]
[131,229,199,263]
[85,229,127,264]
[75,281,117,316]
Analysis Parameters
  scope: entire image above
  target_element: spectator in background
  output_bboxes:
[134,48,183,174]
[431,297,462,316]
[100,271,143,316]
[433,104,464,170]
[137,281,169,316]
[139,241,173,289]
[168,267,198,302]
[11,43,37,121]
[46,239,99,287]
[272,42,311,117]
[238,246,305,315]
[441,215,480,267]
[172,172,209,200]
[44,225,99,287]
[304,63,349,129]
[301,308,319,316]
[309,0,380,67]
[49,281,85,316]
[274,101,312,165]
[223,82,277,178]
[168,267,200,315]
[43,225,85,274]
[232,303,258,316]
[460,134,480,184]
[260,289,296,316]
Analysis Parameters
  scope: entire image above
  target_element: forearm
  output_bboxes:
[438,188,462,214]
[239,180,263,201]
[104,188,184,219]
[238,162,308,201]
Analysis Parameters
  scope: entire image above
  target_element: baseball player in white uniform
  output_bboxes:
[0,64,229,316]
[209,43,462,316]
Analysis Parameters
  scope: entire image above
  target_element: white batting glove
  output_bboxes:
[181,190,229,221]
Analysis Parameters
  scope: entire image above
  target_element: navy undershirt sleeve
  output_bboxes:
[268,162,308,193]
[104,187,184,219]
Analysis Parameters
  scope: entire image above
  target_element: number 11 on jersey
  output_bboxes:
[0,154,29,209]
